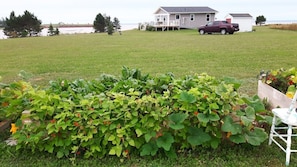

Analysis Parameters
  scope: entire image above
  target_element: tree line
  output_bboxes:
[1,10,121,38]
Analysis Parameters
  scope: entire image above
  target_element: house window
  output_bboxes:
[175,14,180,20]
[206,14,210,21]
[190,14,195,21]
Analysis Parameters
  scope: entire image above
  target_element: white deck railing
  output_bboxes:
[153,20,180,27]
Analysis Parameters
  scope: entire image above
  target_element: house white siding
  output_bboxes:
[225,14,253,32]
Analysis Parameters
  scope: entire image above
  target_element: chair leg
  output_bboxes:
[269,115,276,145]
[286,125,292,166]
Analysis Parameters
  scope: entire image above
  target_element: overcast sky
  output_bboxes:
[1,0,296,24]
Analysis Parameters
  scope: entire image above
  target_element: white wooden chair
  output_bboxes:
[269,90,297,166]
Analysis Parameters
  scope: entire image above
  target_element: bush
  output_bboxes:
[1,67,270,159]
[146,25,155,31]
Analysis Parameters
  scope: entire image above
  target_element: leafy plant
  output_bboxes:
[2,67,269,160]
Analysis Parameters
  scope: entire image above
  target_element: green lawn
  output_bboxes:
[1,26,297,166]
[1,26,297,95]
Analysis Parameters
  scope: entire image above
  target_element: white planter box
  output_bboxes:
[257,80,297,109]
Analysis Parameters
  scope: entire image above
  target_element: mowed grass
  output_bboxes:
[1,26,297,166]
[1,26,297,95]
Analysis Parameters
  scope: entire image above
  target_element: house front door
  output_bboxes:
[181,17,189,27]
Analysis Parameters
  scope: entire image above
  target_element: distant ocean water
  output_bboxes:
[0,23,138,39]
[266,20,297,24]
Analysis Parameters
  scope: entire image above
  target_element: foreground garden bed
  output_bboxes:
[258,67,297,109]
[0,67,269,160]
[258,80,297,109]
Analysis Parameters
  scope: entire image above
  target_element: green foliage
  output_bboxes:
[255,15,266,26]
[48,24,59,36]
[107,23,114,35]
[113,17,121,31]
[146,25,155,31]
[3,10,42,38]
[93,13,105,33]
[1,67,269,160]
[0,80,32,121]
[93,13,120,35]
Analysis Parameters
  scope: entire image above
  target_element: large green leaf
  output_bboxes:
[156,133,174,151]
[244,127,268,146]
[222,77,242,90]
[242,95,266,112]
[179,91,196,103]
[109,145,123,157]
[221,115,242,135]
[144,131,156,142]
[210,138,220,149]
[209,103,220,110]
[168,113,188,130]
[230,134,246,144]
[197,113,220,124]
[164,147,177,159]
[241,106,256,127]
[187,127,211,146]
[140,142,159,156]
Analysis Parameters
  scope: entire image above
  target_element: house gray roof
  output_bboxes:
[229,13,252,17]
[159,7,217,14]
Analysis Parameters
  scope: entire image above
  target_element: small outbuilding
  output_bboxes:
[225,13,253,32]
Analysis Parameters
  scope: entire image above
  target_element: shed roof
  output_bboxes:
[229,13,252,17]
[155,7,217,14]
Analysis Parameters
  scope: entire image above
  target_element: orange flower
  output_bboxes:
[194,111,199,116]
[10,124,18,134]
[226,132,232,138]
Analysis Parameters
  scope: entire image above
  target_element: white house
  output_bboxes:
[225,13,253,32]
[153,6,217,31]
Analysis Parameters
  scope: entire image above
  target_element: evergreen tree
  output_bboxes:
[3,10,42,38]
[107,22,114,35]
[255,15,266,26]
[48,23,54,36]
[104,16,113,35]
[93,13,105,32]
[54,27,59,35]
[113,17,121,31]
[0,18,5,27]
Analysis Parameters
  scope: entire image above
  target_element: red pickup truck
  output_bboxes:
[198,21,239,35]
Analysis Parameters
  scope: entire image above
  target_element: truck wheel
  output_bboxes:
[199,30,205,35]
[220,29,226,35]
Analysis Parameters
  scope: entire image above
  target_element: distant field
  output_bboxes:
[0,26,297,94]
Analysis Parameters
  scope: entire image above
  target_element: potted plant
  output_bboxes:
[258,67,297,109]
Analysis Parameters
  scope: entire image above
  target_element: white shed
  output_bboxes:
[225,13,253,32]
